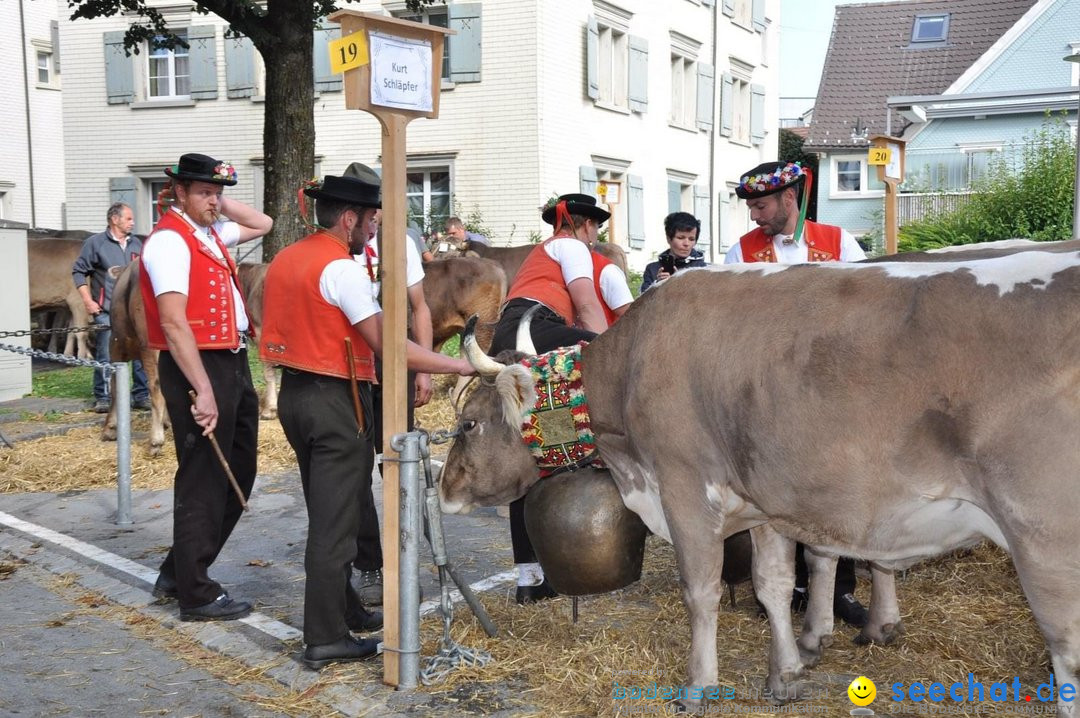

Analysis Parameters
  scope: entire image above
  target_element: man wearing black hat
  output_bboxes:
[724,160,869,628]
[140,153,273,621]
[489,192,633,604]
[260,173,475,669]
[724,160,866,264]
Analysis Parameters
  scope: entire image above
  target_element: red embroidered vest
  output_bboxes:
[739,221,843,263]
[140,210,249,351]
[591,251,617,328]
[507,238,612,326]
[259,232,377,382]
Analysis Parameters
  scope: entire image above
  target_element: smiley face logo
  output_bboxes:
[848,676,876,706]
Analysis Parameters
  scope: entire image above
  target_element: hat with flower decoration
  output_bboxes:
[735,161,806,200]
[165,153,238,186]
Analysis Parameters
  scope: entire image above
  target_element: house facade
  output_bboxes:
[60,0,779,269]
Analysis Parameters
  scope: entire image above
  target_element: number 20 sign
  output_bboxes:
[329,31,369,74]
[867,147,892,166]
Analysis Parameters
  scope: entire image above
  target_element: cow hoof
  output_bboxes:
[798,643,824,668]
[259,409,277,420]
[101,428,117,442]
[767,677,806,705]
[148,444,163,458]
[856,620,905,646]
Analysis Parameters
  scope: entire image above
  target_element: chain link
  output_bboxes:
[0,323,108,339]
[0,342,117,374]
[428,426,461,445]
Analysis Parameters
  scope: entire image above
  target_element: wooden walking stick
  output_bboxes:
[344,337,366,435]
[188,390,248,511]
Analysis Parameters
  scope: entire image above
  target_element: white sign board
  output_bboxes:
[884,141,903,181]
[369,32,433,112]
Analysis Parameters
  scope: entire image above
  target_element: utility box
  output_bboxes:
[0,220,32,401]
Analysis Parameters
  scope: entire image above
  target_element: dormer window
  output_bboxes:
[911,13,949,43]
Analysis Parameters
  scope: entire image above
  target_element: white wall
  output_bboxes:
[0,223,32,401]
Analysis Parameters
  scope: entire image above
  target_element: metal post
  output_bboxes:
[391,430,421,690]
[114,362,132,526]
[1065,53,1080,239]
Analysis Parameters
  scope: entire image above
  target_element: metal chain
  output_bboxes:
[428,426,461,445]
[0,342,117,374]
[0,324,108,339]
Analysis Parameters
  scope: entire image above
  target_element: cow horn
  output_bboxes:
[516,304,540,355]
[462,314,505,376]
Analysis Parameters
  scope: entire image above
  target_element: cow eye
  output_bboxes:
[462,419,477,432]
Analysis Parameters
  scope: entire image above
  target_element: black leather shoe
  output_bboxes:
[152,573,178,600]
[132,397,152,411]
[346,605,384,633]
[180,594,252,622]
[303,635,379,670]
[834,592,869,628]
[515,579,558,605]
[791,588,809,613]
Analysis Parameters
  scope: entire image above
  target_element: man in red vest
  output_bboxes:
[723,160,869,628]
[260,174,475,670]
[724,160,866,264]
[141,153,273,621]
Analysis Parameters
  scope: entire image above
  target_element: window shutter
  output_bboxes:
[103,31,134,104]
[224,34,256,98]
[628,35,648,114]
[702,0,715,6]
[109,177,136,208]
[579,165,599,199]
[752,0,766,32]
[722,0,735,17]
[187,26,218,100]
[719,72,734,137]
[668,180,682,213]
[696,62,714,131]
[627,174,645,250]
[449,3,482,83]
[51,20,61,74]
[586,16,599,100]
[313,23,342,92]
[693,184,711,251]
[751,83,766,145]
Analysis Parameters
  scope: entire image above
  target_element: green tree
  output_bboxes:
[779,128,819,221]
[70,0,433,260]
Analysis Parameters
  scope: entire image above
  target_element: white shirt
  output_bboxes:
[599,264,633,311]
[141,208,249,332]
[360,234,425,299]
[724,228,866,265]
[319,258,381,325]
[544,237,594,285]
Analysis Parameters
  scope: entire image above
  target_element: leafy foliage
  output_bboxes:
[779,129,819,221]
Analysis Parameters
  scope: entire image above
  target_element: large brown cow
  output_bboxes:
[27,235,92,359]
[438,252,1080,714]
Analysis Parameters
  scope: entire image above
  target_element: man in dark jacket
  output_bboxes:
[72,202,150,412]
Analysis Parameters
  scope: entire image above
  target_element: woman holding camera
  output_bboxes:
[640,211,708,292]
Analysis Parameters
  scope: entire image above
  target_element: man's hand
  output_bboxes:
[190,389,219,436]
[84,299,103,316]
[414,372,433,408]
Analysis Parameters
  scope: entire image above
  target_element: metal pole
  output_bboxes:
[114,362,132,526]
[1064,54,1080,239]
[391,430,421,690]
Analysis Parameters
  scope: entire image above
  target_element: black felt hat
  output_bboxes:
[164,153,238,186]
[303,175,381,209]
[734,161,807,200]
[541,193,611,225]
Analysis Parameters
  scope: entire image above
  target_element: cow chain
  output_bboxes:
[0,324,108,339]
[0,341,117,374]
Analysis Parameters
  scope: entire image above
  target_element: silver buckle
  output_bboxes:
[231,335,248,354]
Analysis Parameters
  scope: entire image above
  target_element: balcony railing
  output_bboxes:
[897,191,975,226]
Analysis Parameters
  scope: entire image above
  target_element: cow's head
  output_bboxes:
[439,315,541,513]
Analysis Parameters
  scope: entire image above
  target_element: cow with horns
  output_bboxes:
[439,251,1080,714]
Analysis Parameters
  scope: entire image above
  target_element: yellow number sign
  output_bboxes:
[329,31,369,75]
[868,147,892,166]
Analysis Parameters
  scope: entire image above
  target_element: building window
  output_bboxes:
[734,0,752,28]
[670,55,696,129]
[911,14,949,43]
[598,23,629,110]
[406,167,451,234]
[37,51,51,84]
[832,156,885,196]
[731,76,751,144]
[148,179,170,227]
[398,7,450,80]
[147,30,190,99]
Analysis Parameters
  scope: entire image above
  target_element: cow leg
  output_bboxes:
[66,290,91,360]
[798,548,836,666]
[855,563,903,645]
[750,524,804,704]
[260,362,278,420]
[143,349,165,456]
[101,371,118,442]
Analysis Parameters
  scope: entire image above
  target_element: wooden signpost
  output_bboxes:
[597,179,622,246]
[870,134,906,255]
[328,9,451,688]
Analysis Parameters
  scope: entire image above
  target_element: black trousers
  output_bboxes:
[491,298,598,565]
[278,368,374,646]
[795,543,857,596]
[157,349,258,609]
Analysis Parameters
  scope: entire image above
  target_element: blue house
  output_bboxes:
[805,0,1076,244]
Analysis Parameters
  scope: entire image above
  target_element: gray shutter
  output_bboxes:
[702,0,714,6]
[188,26,218,100]
[51,20,61,73]
[696,62,714,131]
[449,3,482,83]
[313,23,342,92]
[103,31,134,104]
[722,0,735,17]
[628,35,648,114]
[668,180,682,213]
[109,177,136,208]
[225,35,256,98]
[627,174,645,250]
[751,83,766,145]
[693,184,711,250]
[752,0,766,32]
[719,72,734,137]
[579,165,599,199]
[585,16,599,100]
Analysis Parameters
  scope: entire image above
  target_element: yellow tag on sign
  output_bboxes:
[868,147,892,166]
[329,31,369,75]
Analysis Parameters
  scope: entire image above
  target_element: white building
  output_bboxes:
[2,0,66,228]
[61,0,778,268]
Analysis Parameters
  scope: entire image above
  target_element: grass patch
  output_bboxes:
[31,366,95,400]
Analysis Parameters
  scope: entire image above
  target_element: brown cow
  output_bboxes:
[462,239,629,284]
[27,235,93,359]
